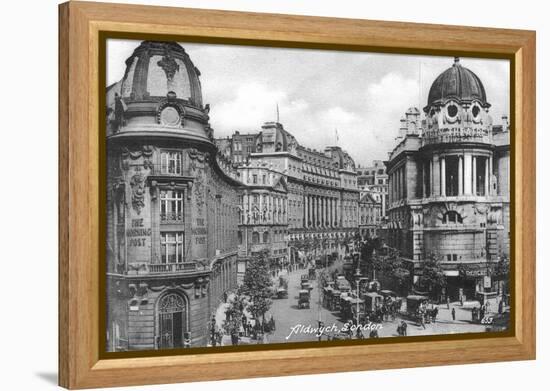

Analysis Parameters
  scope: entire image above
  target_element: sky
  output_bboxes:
[107,39,510,166]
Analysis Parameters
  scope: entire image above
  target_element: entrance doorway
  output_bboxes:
[158,293,187,349]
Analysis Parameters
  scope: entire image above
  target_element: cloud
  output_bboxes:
[107,39,510,166]
[209,82,309,132]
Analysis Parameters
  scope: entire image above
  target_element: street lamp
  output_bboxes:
[354,269,363,327]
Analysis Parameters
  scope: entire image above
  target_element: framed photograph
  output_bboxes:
[59,1,535,389]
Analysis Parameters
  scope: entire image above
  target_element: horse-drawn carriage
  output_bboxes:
[276,287,288,299]
[405,295,437,323]
[325,288,342,311]
[273,276,288,299]
[340,295,364,323]
[300,274,312,291]
[334,276,351,293]
[298,289,310,309]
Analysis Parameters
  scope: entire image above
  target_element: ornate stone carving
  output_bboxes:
[129,173,146,214]
[157,49,180,82]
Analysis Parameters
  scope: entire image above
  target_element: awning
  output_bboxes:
[444,270,460,276]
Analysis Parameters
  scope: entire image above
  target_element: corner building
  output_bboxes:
[386,58,510,301]
[105,41,241,351]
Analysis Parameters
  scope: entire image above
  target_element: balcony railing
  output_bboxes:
[147,262,202,273]
[160,212,184,223]
[148,163,195,177]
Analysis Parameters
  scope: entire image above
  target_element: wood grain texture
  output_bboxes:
[58,1,536,389]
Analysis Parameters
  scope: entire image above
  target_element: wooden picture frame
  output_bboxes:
[59,1,536,389]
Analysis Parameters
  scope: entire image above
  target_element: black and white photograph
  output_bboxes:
[105,38,511,352]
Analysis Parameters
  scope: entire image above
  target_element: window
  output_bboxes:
[161,151,182,175]
[476,157,487,196]
[447,104,458,117]
[160,232,184,263]
[445,156,459,196]
[252,232,259,244]
[160,190,184,222]
[442,211,463,224]
[253,175,257,184]
[263,231,270,243]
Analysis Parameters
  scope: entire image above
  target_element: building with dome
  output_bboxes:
[105,41,242,351]
[217,121,360,268]
[385,57,510,301]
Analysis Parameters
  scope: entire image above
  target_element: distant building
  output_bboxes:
[217,131,259,165]
[236,160,289,281]
[358,192,382,238]
[385,57,510,301]
[218,121,360,265]
[357,160,388,217]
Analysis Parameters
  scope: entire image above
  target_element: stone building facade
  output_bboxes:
[236,161,289,279]
[356,160,388,217]
[105,41,241,351]
[217,121,360,265]
[385,58,510,301]
[358,192,382,238]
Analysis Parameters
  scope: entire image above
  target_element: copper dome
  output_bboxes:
[425,58,489,112]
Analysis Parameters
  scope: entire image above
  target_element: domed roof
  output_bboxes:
[119,41,203,107]
[425,58,489,111]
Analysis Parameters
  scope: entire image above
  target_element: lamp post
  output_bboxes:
[354,269,363,327]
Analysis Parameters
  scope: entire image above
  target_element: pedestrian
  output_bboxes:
[451,307,456,321]
[498,299,503,314]
[446,296,450,310]
[223,291,228,303]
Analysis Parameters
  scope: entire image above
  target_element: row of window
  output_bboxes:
[303,175,339,187]
[357,168,385,176]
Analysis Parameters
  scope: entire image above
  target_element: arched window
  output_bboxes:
[252,232,260,244]
[442,211,463,224]
[237,231,243,245]
[263,231,270,243]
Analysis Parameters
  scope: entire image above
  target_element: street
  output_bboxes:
[264,267,501,342]
[215,266,505,346]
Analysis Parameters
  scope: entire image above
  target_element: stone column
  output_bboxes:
[472,156,477,195]
[420,161,426,198]
[328,197,332,227]
[320,197,325,228]
[458,155,463,195]
[311,196,318,228]
[259,193,263,223]
[440,156,446,196]
[308,195,312,228]
[464,153,472,195]
[489,156,493,195]
[303,194,307,227]
[316,196,320,228]
[432,155,440,196]
[485,157,489,196]
[332,199,335,227]
[428,159,434,197]
[336,197,340,227]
